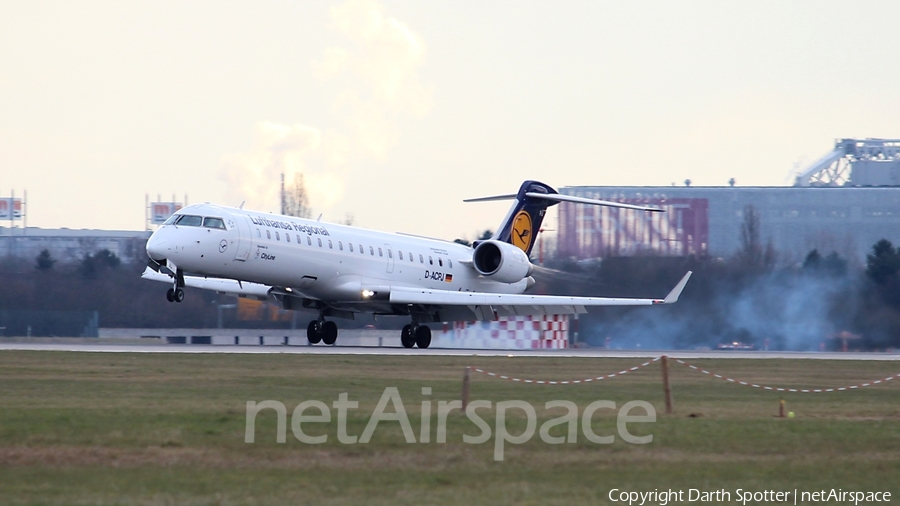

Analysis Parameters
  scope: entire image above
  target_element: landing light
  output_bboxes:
[285,287,293,293]
[362,290,375,298]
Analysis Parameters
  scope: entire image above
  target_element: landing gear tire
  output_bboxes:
[401,325,415,348]
[173,288,185,303]
[322,321,338,345]
[307,321,322,344]
[415,325,432,349]
[166,288,175,302]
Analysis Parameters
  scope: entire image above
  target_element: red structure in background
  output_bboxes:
[557,197,708,259]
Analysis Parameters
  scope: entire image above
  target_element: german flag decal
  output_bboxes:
[445,274,453,282]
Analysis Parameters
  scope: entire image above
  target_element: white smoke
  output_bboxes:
[320,0,431,116]
[220,122,345,212]
[220,0,430,213]
[591,272,853,351]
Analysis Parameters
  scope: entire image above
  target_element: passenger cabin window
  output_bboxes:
[266,230,271,240]
[448,259,453,268]
[286,234,290,243]
[328,240,333,249]
[256,229,261,238]
[296,235,301,243]
[438,258,443,267]
[176,215,202,227]
[388,249,392,259]
[275,231,280,241]
[307,237,312,246]
[429,256,433,265]
[369,246,374,256]
[203,217,226,230]
[409,252,413,262]
[419,254,424,263]
[349,243,354,253]
[339,241,343,251]
[378,247,383,257]
[317,238,322,247]
[399,251,403,260]
[360,244,364,255]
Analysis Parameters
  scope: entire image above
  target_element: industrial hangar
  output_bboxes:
[557,138,900,263]
[0,228,150,265]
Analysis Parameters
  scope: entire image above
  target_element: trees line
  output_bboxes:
[3,236,900,349]
[541,238,900,351]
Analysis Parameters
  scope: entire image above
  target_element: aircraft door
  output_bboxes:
[385,243,395,274]
[233,215,253,261]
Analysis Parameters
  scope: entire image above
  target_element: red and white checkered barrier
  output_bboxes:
[432,315,569,349]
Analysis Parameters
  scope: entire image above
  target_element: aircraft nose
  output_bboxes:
[146,231,169,261]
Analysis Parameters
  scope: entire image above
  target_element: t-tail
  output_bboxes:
[465,180,665,257]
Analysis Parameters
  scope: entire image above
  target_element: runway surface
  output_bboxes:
[1,342,898,360]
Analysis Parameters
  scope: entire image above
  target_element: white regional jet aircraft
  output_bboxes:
[143,180,691,348]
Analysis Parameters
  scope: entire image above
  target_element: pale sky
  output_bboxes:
[2,1,898,241]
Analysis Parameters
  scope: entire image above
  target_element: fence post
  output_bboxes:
[661,355,673,415]
[462,367,471,411]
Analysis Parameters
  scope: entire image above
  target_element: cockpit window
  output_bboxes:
[164,214,179,226]
[175,215,202,227]
[203,217,226,230]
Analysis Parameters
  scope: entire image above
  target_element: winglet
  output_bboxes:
[663,271,692,304]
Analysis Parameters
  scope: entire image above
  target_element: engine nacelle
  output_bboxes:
[472,240,534,284]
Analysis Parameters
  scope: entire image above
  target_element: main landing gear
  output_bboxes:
[401,323,431,349]
[307,318,338,345]
[305,318,431,349]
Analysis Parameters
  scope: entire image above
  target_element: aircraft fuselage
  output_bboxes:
[146,203,528,307]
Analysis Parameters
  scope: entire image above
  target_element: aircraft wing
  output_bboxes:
[141,267,272,299]
[389,271,692,321]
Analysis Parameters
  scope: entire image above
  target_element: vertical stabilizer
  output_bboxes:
[491,181,559,256]
[465,180,663,257]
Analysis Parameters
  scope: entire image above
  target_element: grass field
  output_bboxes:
[0,350,898,505]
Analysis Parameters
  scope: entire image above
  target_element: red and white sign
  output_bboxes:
[0,198,22,220]
[151,202,182,225]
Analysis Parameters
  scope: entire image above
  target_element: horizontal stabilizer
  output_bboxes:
[462,193,518,203]
[463,189,664,212]
[525,192,664,212]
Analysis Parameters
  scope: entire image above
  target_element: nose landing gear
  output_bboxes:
[165,268,186,303]
[166,287,185,303]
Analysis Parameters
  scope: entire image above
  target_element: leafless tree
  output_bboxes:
[282,174,312,219]
[737,205,776,270]
[739,205,760,266]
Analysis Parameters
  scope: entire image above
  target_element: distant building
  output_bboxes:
[557,186,900,263]
[0,228,151,264]
[557,139,900,263]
